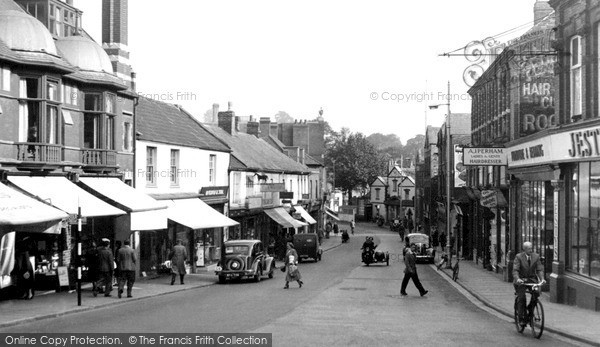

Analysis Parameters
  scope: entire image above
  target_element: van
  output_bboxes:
[292,233,322,262]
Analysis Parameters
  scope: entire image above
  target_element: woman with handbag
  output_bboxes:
[283,242,303,289]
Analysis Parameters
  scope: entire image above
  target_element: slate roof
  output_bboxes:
[263,135,287,152]
[305,154,323,167]
[205,125,310,174]
[426,126,440,146]
[229,155,247,170]
[137,97,230,152]
[64,70,127,89]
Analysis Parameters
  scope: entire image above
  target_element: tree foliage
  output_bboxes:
[325,130,386,200]
[274,111,294,123]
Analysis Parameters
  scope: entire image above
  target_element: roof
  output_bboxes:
[137,97,230,152]
[449,113,471,135]
[263,135,286,152]
[56,36,114,73]
[453,134,471,146]
[371,176,387,186]
[426,126,440,146]
[0,10,57,54]
[400,176,415,186]
[0,0,22,11]
[229,155,247,170]
[305,154,323,167]
[65,70,127,89]
[204,125,310,174]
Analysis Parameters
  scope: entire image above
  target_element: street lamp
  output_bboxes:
[429,81,453,269]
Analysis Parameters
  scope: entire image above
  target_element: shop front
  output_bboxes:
[4,176,126,292]
[292,205,317,232]
[0,182,68,294]
[264,207,307,260]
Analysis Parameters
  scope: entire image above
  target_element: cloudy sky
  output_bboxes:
[74,0,537,143]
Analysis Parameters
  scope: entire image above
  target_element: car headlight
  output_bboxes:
[215,266,222,272]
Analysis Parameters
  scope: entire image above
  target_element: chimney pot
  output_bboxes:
[212,103,219,124]
[228,101,233,111]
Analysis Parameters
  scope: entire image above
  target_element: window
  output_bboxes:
[568,162,600,280]
[170,149,179,185]
[392,179,398,192]
[570,36,583,120]
[62,83,78,105]
[0,67,10,91]
[209,154,216,185]
[232,172,242,204]
[105,116,114,150]
[83,114,99,148]
[123,122,132,152]
[83,92,117,151]
[246,176,254,189]
[404,189,410,200]
[375,188,381,200]
[18,77,62,147]
[146,147,157,185]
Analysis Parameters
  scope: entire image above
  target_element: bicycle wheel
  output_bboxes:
[514,299,525,333]
[530,300,544,339]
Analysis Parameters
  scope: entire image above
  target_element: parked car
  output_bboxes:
[215,240,275,283]
[407,233,435,264]
[293,233,322,262]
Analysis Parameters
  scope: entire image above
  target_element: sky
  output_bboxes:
[74,0,537,144]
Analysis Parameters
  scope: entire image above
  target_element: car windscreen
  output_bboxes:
[409,235,429,245]
[225,245,250,255]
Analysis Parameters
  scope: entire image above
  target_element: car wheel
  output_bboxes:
[218,275,226,284]
[254,266,262,282]
[268,264,274,279]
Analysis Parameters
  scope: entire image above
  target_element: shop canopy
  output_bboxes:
[78,177,168,231]
[166,198,239,230]
[264,207,307,229]
[8,176,125,218]
[0,182,67,232]
[324,207,340,222]
[293,205,317,225]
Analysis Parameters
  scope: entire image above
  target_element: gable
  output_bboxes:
[388,167,402,177]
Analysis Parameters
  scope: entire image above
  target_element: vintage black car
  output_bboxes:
[407,233,435,264]
[293,233,322,262]
[215,240,275,283]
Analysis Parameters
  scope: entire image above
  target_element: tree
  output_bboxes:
[325,131,387,200]
[274,111,294,123]
[202,108,213,123]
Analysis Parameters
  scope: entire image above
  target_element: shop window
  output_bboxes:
[570,36,583,121]
[209,154,216,185]
[568,162,600,280]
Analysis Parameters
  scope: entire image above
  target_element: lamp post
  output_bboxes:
[429,81,453,269]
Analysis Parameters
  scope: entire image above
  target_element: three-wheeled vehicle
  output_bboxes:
[293,233,322,262]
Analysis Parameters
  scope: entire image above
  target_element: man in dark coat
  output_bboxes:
[512,241,544,325]
[95,238,114,297]
[117,240,136,298]
[400,243,428,297]
[169,240,187,285]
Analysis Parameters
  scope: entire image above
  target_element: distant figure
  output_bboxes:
[333,222,339,235]
[86,241,100,295]
[95,238,114,297]
[317,229,324,245]
[350,220,356,235]
[284,243,303,289]
[432,230,439,248]
[440,232,447,250]
[325,221,332,239]
[117,240,136,298]
[12,249,34,300]
[169,240,187,285]
[400,243,428,297]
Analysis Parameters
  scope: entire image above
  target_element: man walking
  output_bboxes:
[117,240,136,298]
[512,241,544,325]
[95,238,114,297]
[400,243,428,297]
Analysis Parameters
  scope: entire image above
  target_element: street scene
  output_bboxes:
[1,0,600,346]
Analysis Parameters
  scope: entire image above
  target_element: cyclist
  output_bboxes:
[512,241,544,325]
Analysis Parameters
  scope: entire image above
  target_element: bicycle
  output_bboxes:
[513,280,545,339]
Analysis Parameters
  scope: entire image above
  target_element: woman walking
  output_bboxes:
[169,240,187,285]
[284,243,303,289]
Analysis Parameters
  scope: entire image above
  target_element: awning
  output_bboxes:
[167,198,239,229]
[8,176,125,218]
[0,183,69,234]
[324,208,340,222]
[78,177,168,230]
[264,207,307,229]
[293,205,317,225]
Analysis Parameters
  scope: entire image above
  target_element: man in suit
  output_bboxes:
[512,241,545,324]
[400,243,428,297]
[95,238,114,297]
[117,240,136,298]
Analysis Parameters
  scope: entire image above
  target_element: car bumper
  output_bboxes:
[215,270,255,278]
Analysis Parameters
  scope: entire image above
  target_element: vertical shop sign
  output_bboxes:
[553,190,559,261]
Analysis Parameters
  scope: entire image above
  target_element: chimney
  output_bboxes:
[259,117,271,138]
[65,0,73,5]
[130,71,136,92]
[235,116,240,132]
[217,107,236,135]
[228,101,233,111]
[102,0,133,88]
[247,118,260,137]
[212,103,219,124]
[534,0,552,25]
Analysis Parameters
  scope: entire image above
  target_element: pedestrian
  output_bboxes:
[350,220,355,235]
[333,222,339,235]
[408,219,414,233]
[432,229,439,248]
[169,240,187,285]
[439,231,447,250]
[283,242,303,289]
[325,221,332,239]
[11,248,34,300]
[117,240,136,298]
[402,236,411,256]
[113,240,122,287]
[317,229,324,245]
[95,238,114,297]
[400,243,428,297]
[86,241,100,295]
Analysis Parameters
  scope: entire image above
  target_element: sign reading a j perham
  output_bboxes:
[463,147,507,166]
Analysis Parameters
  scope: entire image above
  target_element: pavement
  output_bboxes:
[0,235,343,330]
[433,252,600,346]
